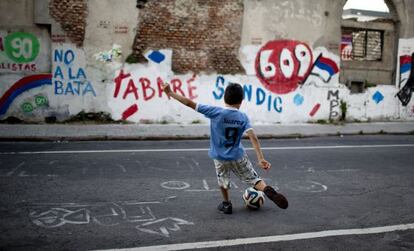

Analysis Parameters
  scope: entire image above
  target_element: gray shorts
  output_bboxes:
[213,155,262,189]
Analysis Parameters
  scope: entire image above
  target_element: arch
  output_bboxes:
[383,0,400,22]
[342,0,397,22]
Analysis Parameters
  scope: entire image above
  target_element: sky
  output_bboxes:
[343,0,390,12]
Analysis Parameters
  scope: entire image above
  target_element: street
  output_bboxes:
[1,135,414,250]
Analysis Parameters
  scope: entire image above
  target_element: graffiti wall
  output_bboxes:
[0,30,51,73]
[395,38,414,118]
[1,38,414,123]
[0,74,52,116]
[0,40,100,121]
[104,39,412,124]
[53,45,96,98]
[49,43,100,117]
[0,29,55,121]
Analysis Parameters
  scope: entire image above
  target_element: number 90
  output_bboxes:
[5,32,40,63]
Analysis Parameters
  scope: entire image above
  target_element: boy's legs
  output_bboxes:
[217,186,232,214]
[254,179,267,191]
[220,186,230,202]
[214,159,233,214]
[254,180,288,209]
[232,155,288,209]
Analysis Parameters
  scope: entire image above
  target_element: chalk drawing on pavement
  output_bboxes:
[136,217,194,238]
[161,181,190,190]
[161,179,221,192]
[29,199,194,238]
[286,180,328,193]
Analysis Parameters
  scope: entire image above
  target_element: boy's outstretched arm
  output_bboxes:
[161,83,196,110]
[246,129,271,170]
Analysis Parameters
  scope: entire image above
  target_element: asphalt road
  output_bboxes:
[1,135,414,251]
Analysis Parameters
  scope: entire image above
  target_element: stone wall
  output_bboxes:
[132,0,244,74]
[49,0,87,47]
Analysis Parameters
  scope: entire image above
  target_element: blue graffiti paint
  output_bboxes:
[54,49,75,65]
[148,51,165,64]
[213,76,225,100]
[54,81,96,96]
[372,91,384,104]
[256,88,266,105]
[54,66,87,80]
[243,84,252,102]
[293,94,304,106]
[0,74,52,115]
[54,66,64,79]
[269,95,282,113]
[53,49,96,97]
[211,76,282,113]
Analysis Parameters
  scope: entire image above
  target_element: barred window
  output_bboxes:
[341,29,383,61]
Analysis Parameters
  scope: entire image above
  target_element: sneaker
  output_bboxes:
[264,186,288,209]
[217,201,233,214]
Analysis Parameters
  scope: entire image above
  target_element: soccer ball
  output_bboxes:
[243,187,265,209]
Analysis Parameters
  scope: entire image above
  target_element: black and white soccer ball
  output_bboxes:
[243,187,265,209]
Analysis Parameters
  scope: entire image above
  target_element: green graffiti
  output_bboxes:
[35,95,48,107]
[4,32,40,63]
[21,102,34,113]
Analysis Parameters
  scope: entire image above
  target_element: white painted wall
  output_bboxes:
[1,0,414,124]
[105,42,414,124]
[0,29,51,74]
[1,38,414,123]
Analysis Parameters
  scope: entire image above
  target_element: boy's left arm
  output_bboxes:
[246,129,271,170]
[161,83,196,110]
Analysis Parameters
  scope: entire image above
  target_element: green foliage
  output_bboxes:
[139,119,154,124]
[191,119,202,124]
[0,116,24,124]
[45,116,57,124]
[365,82,377,88]
[125,54,140,64]
[64,111,114,124]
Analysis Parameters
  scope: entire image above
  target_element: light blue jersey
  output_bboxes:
[196,104,253,160]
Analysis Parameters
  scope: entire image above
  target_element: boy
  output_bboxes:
[162,82,288,214]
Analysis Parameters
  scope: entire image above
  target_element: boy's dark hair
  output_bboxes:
[224,83,244,105]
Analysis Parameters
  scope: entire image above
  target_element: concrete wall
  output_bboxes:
[338,0,414,87]
[340,20,396,86]
[241,0,330,47]
[0,0,35,27]
[0,0,53,120]
[84,0,138,62]
[34,0,52,25]
[0,0,414,124]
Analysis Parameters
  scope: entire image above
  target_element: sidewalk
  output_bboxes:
[0,122,413,141]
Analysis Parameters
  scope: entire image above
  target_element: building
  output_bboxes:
[342,9,392,22]
[0,0,413,124]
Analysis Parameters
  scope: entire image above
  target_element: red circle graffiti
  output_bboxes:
[255,40,313,95]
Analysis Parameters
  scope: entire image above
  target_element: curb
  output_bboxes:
[0,122,413,141]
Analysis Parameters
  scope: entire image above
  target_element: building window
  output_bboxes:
[341,29,384,61]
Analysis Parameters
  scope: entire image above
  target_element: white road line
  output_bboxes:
[117,164,127,173]
[1,144,414,155]
[202,179,209,190]
[6,161,25,176]
[94,222,414,251]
